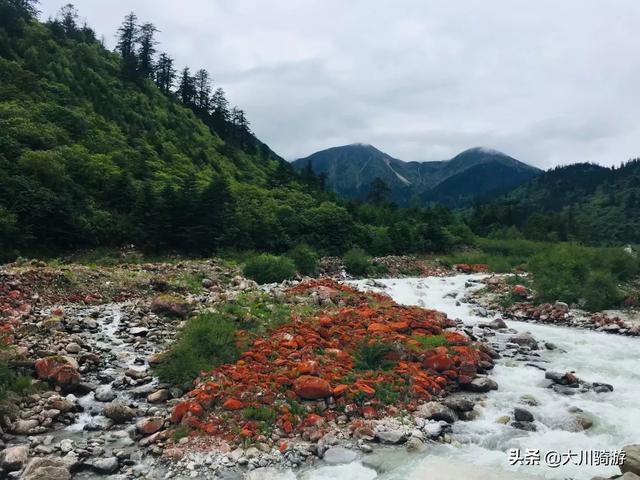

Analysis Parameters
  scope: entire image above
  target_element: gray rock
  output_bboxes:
[375,430,406,444]
[622,444,640,476]
[87,456,119,474]
[0,444,29,471]
[620,473,640,480]
[415,401,457,423]
[519,394,539,406]
[514,407,534,422]
[464,377,498,393]
[479,318,507,330]
[12,419,39,434]
[94,385,116,402]
[129,327,149,337]
[508,332,538,349]
[103,403,135,423]
[65,343,81,354]
[405,437,426,452]
[147,389,170,403]
[246,467,283,480]
[323,446,357,464]
[21,457,70,480]
[443,397,475,412]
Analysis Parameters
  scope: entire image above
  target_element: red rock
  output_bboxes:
[136,417,164,435]
[293,375,332,399]
[222,398,244,411]
[332,384,349,397]
[513,285,529,296]
[423,353,455,372]
[34,357,80,389]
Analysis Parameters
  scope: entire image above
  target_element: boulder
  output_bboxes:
[136,417,164,436]
[0,444,29,471]
[94,385,116,402]
[464,377,498,393]
[293,375,332,400]
[87,456,119,474]
[479,318,507,330]
[103,403,135,423]
[150,295,191,318]
[415,402,457,423]
[34,357,80,389]
[375,430,406,444]
[423,353,455,372]
[443,397,475,413]
[622,445,640,476]
[323,446,358,464]
[147,389,170,403]
[508,333,538,350]
[21,457,70,480]
[513,408,534,422]
[13,419,39,434]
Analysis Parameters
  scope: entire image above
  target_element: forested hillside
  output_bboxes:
[468,160,640,244]
[0,1,473,259]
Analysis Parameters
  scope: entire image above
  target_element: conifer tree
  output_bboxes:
[154,53,176,95]
[177,67,196,106]
[193,69,212,111]
[137,22,158,78]
[116,12,138,78]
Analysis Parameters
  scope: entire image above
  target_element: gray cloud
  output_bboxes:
[40,0,640,168]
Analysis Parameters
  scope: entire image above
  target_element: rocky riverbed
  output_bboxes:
[0,263,639,479]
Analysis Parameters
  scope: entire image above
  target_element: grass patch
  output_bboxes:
[412,334,449,350]
[154,312,239,386]
[172,424,192,442]
[242,406,276,423]
[354,341,395,371]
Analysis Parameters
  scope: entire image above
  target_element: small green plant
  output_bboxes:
[286,400,306,416]
[374,383,401,404]
[172,424,192,442]
[242,406,276,423]
[413,334,449,350]
[154,312,239,386]
[343,247,371,276]
[498,292,519,309]
[354,341,395,371]
[287,244,319,275]
[243,254,296,284]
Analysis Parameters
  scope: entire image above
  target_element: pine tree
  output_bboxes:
[137,22,158,79]
[116,12,138,78]
[57,3,78,36]
[177,67,196,106]
[193,69,212,111]
[1,0,40,31]
[154,53,176,95]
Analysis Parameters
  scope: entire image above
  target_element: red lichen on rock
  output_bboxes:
[168,279,490,445]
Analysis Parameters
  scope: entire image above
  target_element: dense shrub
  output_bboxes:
[243,254,296,284]
[154,313,238,386]
[354,341,395,371]
[343,247,371,276]
[528,244,637,311]
[286,244,318,275]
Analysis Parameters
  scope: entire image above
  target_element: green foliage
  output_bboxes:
[528,244,637,311]
[374,382,402,404]
[443,238,547,273]
[344,247,371,276]
[287,243,318,275]
[222,292,292,335]
[154,313,238,386]
[171,425,192,442]
[243,254,296,284]
[412,334,449,350]
[242,406,276,423]
[354,341,395,371]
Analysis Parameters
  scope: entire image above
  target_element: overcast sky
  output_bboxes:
[40,0,640,168]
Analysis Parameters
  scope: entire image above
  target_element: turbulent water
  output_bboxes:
[286,274,640,480]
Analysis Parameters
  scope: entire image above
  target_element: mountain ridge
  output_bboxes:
[292,144,541,206]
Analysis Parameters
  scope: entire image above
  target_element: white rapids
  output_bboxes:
[280,274,640,480]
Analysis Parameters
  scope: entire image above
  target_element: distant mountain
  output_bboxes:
[292,144,540,207]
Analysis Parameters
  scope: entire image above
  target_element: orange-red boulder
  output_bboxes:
[423,353,455,372]
[293,375,332,399]
[34,357,80,389]
[222,398,244,411]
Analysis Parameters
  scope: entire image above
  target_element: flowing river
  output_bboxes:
[280,274,640,480]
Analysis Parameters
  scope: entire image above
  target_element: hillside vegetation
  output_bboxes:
[469,161,640,245]
[0,1,473,260]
